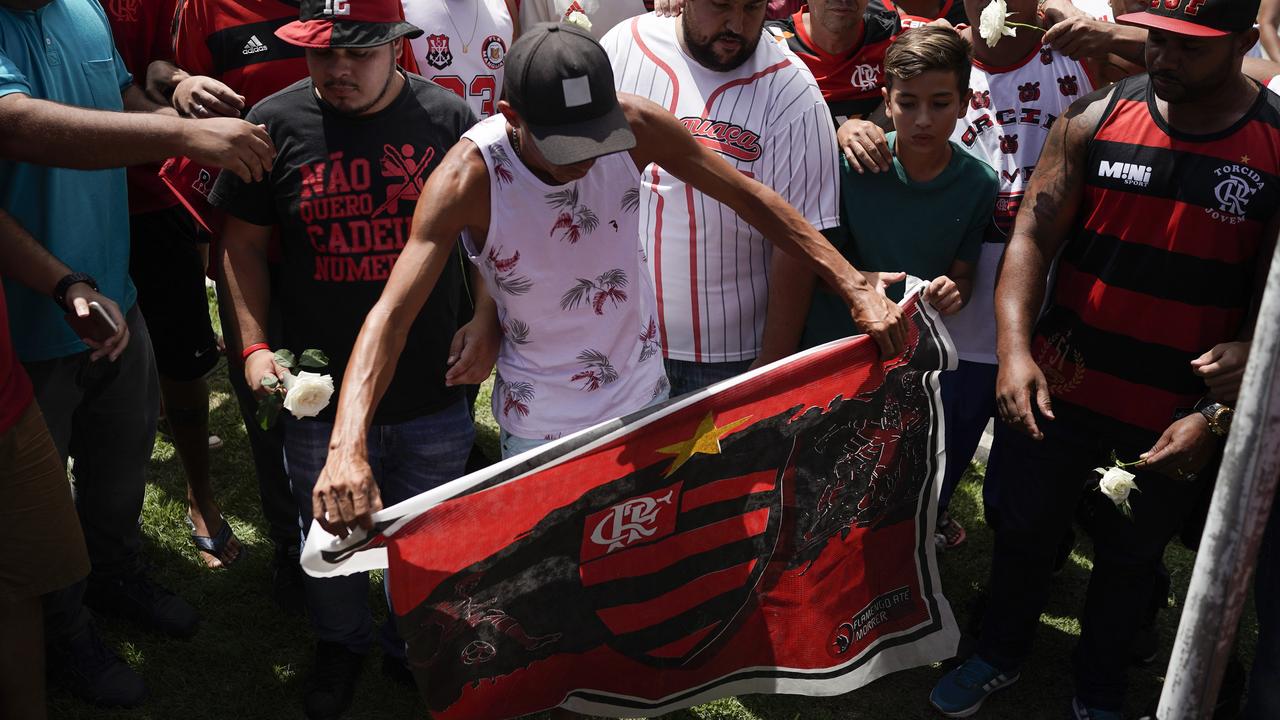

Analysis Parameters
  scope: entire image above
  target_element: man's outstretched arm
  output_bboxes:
[313,141,492,537]
[994,86,1111,439]
[622,94,908,358]
[0,92,273,182]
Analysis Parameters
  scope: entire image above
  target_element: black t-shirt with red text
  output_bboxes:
[211,73,477,424]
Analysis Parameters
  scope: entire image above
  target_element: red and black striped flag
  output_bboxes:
[304,291,959,718]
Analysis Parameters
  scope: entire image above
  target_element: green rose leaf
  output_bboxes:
[261,373,280,390]
[274,349,297,369]
[299,348,330,369]
[256,395,283,431]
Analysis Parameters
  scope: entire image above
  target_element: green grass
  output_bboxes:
[47,294,1256,718]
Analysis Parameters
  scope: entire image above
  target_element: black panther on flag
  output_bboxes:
[303,288,959,719]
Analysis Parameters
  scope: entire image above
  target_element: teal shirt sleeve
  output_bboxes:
[114,44,132,91]
[0,48,32,97]
[957,160,999,265]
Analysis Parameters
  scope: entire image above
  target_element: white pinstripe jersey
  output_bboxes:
[404,0,515,119]
[601,14,840,363]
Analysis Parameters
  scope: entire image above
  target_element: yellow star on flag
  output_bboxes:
[657,412,752,477]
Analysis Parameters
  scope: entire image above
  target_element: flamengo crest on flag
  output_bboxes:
[302,282,959,719]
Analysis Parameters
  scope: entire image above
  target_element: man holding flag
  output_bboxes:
[312,21,908,533]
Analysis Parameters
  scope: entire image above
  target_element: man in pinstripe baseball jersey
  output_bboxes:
[602,1,856,395]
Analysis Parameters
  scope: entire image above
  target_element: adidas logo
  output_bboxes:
[242,35,268,55]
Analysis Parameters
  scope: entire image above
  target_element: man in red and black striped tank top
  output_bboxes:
[929,0,1280,717]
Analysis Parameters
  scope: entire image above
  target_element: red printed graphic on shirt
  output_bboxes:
[560,269,630,316]
[426,33,454,70]
[496,373,536,418]
[561,1,585,19]
[485,245,534,295]
[679,117,763,162]
[546,186,600,244]
[639,317,660,363]
[298,148,429,283]
[570,350,619,392]
[106,0,140,22]
[375,144,434,217]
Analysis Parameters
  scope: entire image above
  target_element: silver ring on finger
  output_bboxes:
[193,102,205,116]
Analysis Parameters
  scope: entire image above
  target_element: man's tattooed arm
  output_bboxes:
[994,86,1114,363]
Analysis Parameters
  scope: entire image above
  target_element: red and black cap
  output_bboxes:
[1118,0,1260,38]
[504,23,636,166]
[276,0,422,49]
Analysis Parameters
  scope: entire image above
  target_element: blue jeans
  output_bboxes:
[664,357,753,398]
[283,398,473,656]
[499,429,551,460]
[977,418,1206,710]
[938,360,999,516]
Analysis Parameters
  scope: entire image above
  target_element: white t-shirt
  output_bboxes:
[403,0,515,119]
[520,0,649,40]
[461,116,666,439]
[602,14,840,363]
[946,46,1094,364]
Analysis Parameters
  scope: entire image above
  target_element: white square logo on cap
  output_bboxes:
[562,75,592,108]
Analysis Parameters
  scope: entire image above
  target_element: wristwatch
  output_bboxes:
[1194,397,1234,437]
[53,272,98,313]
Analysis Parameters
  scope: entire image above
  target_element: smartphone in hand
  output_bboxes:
[64,300,119,344]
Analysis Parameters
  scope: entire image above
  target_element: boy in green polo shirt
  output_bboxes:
[758,25,997,358]
[757,25,997,555]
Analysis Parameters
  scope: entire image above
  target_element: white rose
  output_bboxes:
[978,0,1017,47]
[282,370,335,419]
[565,10,593,32]
[1095,466,1138,505]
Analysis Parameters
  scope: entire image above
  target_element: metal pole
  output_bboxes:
[1157,239,1280,720]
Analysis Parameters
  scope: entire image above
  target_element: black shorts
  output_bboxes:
[129,206,220,382]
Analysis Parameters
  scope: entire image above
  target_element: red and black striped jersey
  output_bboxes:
[764,7,898,125]
[868,0,969,31]
[173,0,307,109]
[1033,74,1280,437]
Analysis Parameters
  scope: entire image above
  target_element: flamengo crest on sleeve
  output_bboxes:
[302,283,959,719]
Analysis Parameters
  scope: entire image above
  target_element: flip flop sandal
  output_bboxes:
[934,513,967,551]
[157,418,224,451]
[185,515,245,568]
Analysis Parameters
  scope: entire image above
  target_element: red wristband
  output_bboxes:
[241,342,271,361]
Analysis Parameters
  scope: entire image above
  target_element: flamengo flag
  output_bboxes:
[302,288,958,718]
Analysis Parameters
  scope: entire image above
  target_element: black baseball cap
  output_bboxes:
[1118,0,1260,38]
[277,0,422,49]
[504,22,636,166]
